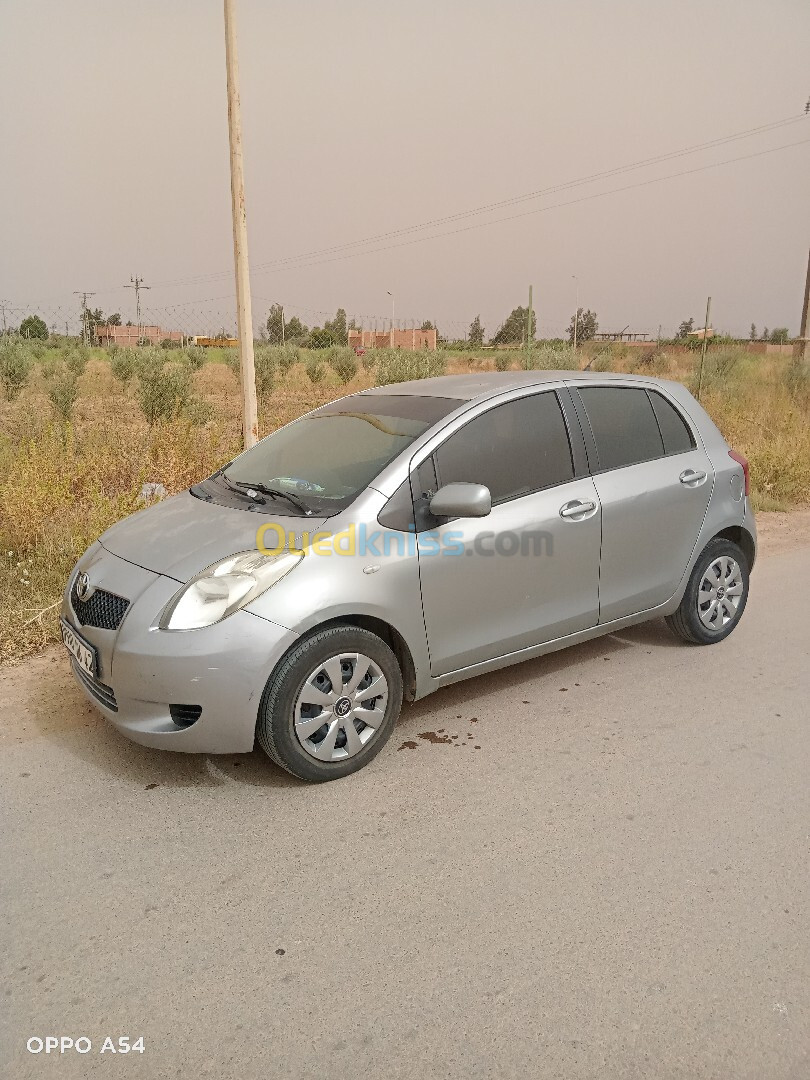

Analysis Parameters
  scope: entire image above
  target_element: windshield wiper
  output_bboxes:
[228,478,313,516]
[216,471,266,504]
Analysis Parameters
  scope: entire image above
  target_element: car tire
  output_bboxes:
[666,538,750,645]
[256,625,403,782]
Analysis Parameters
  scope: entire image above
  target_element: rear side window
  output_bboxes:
[649,391,695,455]
[578,387,664,471]
[435,391,574,504]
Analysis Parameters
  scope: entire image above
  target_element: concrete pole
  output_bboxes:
[224,0,258,447]
[797,246,810,363]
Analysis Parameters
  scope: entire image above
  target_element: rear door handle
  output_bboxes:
[560,499,597,519]
[679,469,707,486]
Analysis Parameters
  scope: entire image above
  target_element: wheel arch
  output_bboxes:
[711,525,756,570]
[297,615,418,702]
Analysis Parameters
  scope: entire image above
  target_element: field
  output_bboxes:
[1,339,808,662]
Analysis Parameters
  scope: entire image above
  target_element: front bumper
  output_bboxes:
[62,544,299,753]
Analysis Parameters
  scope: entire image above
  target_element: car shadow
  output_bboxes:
[29,618,680,790]
[398,617,679,726]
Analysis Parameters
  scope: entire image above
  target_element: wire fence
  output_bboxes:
[0,294,796,353]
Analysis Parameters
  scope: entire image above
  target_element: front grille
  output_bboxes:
[72,661,118,712]
[169,704,202,728]
[70,579,129,630]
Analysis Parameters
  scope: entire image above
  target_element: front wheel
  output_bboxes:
[666,538,749,645]
[257,625,403,781]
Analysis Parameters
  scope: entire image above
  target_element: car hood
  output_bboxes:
[99,492,327,583]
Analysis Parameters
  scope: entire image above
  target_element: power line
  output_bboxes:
[147,112,808,290]
[239,135,810,277]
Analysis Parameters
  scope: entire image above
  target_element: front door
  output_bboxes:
[415,391,602,677]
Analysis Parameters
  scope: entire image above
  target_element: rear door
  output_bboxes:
[573,384,714,622]
[415,390,602,676]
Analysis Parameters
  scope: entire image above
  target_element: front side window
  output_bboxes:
[200,394,459,516]
[434,392,574,504]
[578,387,664,471]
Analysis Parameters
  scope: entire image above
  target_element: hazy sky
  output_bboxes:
[2,0,809,339]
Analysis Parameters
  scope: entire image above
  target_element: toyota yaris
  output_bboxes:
[61,371,755,781]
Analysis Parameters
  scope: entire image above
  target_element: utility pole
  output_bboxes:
[696,295,712,402]
[73,291,96,345]
[224,0,258,447]
[124,276,150,344]
[797,246,810,363]
[387,291,395,346]
[571,276,580,351]
[526,285,534,367]
[0,300,7,336]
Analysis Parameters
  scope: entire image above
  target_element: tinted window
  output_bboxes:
[649,391,695,455]
[435,392,573,504]
[578,387,664,471]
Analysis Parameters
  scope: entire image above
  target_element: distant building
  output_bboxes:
[593,331,652,342]
[686,328,714,340]
[348,327,437,351]
[95,324,184,346]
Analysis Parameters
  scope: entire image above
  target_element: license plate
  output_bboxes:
[60,618,98,677]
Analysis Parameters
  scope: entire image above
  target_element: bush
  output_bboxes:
[493,353,511,371]
[253,346,277,402]
[330,348,358,384]
[305,357,325,384]
[0,342,33,400]
[524,343,577,370]
[183,345,207,372]
[690,349,742,395]
[276,346,299,376]
[376,350,446,384]
[65,348,88,378]
[137,357,192,424]
[110,348,139,384]
[47,366,78,421]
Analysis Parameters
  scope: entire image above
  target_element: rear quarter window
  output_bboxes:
[648,391,696,455]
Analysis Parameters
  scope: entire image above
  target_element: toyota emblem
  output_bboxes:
[76,572,94,602]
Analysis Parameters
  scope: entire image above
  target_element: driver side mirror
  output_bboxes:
[429,483,491,519]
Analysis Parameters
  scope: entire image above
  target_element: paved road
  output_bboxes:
[2,545,809,1080]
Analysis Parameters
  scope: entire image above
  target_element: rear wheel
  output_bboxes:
[666,538,749,645]
[257,625,403,781]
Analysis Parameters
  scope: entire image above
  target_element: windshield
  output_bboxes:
[209,394,459,516]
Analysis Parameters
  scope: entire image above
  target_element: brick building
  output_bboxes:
[95,324,184,346]
[348,327,437,351]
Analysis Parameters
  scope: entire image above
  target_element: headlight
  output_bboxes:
[159,550,303,630]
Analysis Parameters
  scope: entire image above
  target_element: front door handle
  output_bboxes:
[560,499,597,519]
[679,469,707,486]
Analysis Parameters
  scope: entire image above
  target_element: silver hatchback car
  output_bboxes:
[62,371,755,781]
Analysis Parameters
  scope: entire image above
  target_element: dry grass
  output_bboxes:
[1,343,807,662]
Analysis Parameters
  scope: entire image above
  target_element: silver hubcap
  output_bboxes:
[698,556,744,631]
[294,652,389,762]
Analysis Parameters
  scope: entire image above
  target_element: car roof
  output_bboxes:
[358,369,671,402]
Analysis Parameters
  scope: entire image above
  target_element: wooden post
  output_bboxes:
[224,0,258,447]
[797,246,810,363]
[696,296,712,402]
